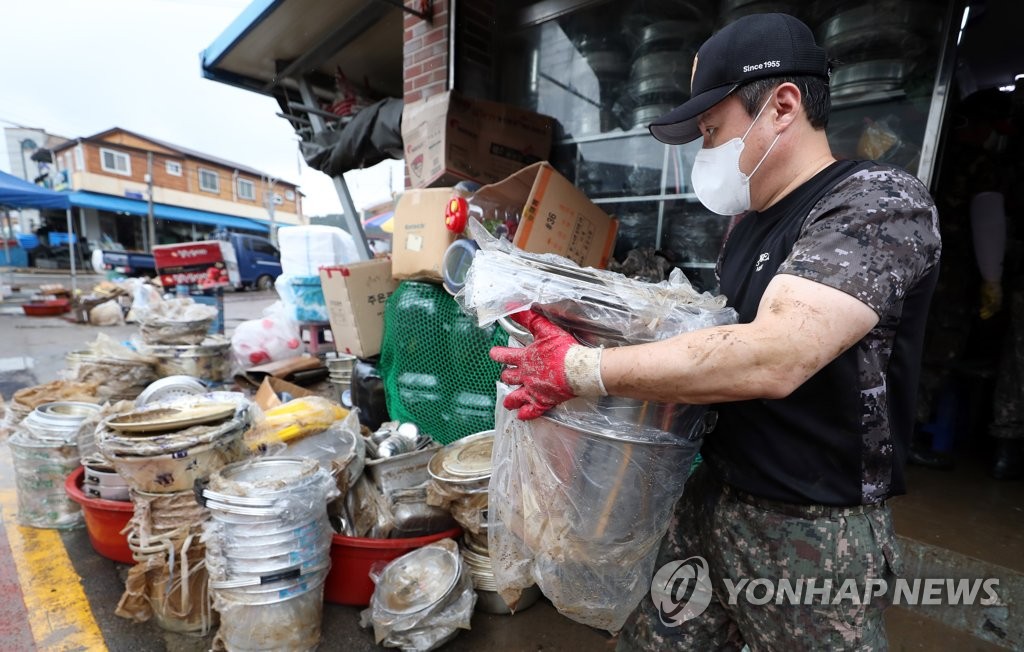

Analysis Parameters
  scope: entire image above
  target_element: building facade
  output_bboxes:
[48,127,303,253]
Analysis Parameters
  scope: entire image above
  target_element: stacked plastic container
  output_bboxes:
[275,226,359,323]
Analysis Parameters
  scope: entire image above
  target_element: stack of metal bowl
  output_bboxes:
[428,431,492,545]
[9,401,102,529]
[427,431,539,614]
[366,539,474,648]
[323,352,357,407]
[138,336,232,384]
[95,395,250,635]
[82,462,130,502]
[203,458,337,652]
[625,21,707,130]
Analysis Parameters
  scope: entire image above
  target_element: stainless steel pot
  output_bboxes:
[629,52,692,96]
[830,59,913,101]
[820,2,941,62]
[526,403,707,543]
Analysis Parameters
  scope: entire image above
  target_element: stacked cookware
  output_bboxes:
[427,431,541,615]
[96,396,250,634]
[202,457,337,652]
[815,1,942,106]
[9,401,101,528]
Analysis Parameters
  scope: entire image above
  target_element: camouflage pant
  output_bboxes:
[615,465,902,651]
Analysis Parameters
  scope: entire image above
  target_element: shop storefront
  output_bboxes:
[445,0,951,291]
[193,0,1023,645]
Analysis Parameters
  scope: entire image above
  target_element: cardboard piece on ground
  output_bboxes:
[390,189,457,281]
[401,90,555,188]
[320,259,398,358]
[234,355,326,390]
[254,377,316,411]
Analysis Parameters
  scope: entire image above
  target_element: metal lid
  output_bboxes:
[428,431,494,484]
[376,545,461,615]
[36,401,101,420]
[135,376,207,407]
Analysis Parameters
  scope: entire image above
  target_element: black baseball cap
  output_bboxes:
[649,13,829,145]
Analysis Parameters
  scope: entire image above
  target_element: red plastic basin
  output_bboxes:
[325,527,462,606]
[22,299,71,316]
[65,466,134,564]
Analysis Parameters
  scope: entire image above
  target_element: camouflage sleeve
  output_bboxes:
[777,165,942,316]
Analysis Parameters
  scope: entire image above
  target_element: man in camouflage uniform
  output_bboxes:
[491,13,940,649]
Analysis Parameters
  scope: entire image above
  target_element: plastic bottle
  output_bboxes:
[444,180,522,240]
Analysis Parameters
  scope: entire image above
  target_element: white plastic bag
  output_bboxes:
[230,301,303,368]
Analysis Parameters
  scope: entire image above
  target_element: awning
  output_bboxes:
[200,0,402,99]
[67,191,268,233]
[362,210,393,236]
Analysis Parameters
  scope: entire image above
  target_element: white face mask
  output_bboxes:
[690,97,781,215]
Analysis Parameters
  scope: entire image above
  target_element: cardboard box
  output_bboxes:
[402,90,555,188]
[254,377,316,411]
[487,162,618,269]
[390,189,457,281]
[320,259,399,358]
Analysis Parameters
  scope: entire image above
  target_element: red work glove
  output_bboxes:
[489,310,576,420]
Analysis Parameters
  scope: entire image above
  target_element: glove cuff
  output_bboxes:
[564,345,607,397]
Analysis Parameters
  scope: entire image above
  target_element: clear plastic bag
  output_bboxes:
[136,297,218,345]
[360,539,476,651]
[73,334,158,402]
[458,222,736,344]
[488,384,707,632]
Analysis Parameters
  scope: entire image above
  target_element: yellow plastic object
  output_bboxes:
[247,396,348,451]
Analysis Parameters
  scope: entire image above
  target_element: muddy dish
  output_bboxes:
[106,402,237,433]
[428,431,494,485]
[375,544,462,615]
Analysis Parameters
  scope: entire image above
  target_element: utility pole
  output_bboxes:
[264,175,278,245]
[146,152,156,250]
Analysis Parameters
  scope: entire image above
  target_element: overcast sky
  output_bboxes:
[0,0,402,218]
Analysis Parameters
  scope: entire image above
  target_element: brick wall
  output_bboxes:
[403,0,449,105]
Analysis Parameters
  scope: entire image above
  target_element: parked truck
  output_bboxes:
[98,232,282,290]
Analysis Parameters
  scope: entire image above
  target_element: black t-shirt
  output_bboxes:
[702,161,942,506]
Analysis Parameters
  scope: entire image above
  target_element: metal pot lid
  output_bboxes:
[35,401,101,420]
[428,430,495,483]
[376,545,461,615]
[135,376,207,407]
[214,457,320,492]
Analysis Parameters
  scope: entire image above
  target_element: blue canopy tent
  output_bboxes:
[0,170,76,290]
